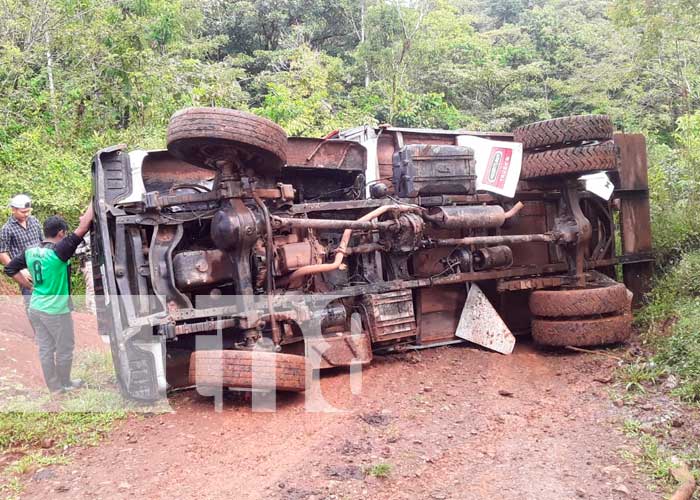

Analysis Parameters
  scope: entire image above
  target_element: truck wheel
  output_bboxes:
[530,281,629,318]
[532,313,632,347]
[189,350,306,392]
[520,141,617,179]
[514,115,613,151]
[167,107,287,175]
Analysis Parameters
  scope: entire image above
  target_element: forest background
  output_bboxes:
[1,0,700,397]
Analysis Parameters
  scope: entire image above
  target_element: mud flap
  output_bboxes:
[455,284,515,354]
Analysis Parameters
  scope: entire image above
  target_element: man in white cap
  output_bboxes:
[0,194,43,307]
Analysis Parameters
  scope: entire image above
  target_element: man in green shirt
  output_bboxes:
[5,204,94,393]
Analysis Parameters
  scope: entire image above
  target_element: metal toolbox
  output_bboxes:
[392,144,476,197]
[362,290,417,343]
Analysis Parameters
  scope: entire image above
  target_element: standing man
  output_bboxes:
[0,194,43,307]
[5,204,94,394]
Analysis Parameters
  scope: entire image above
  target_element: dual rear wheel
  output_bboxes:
[529,275,632,347]
[514,115,618,179]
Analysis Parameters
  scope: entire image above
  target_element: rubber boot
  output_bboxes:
[56,362,84,392]
[39,358,63,393]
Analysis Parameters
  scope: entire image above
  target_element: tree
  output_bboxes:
[611,0,700,132]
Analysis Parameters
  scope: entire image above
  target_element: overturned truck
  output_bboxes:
[91,109,653,400]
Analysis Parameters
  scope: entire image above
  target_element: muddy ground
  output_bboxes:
[0,301,666,499]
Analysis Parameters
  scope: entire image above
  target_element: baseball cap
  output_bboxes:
[9,194,32,209]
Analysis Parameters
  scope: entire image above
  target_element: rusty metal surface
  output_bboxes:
[376,129,512,192]
[173,249,234,289]
[614,133,653,306]
[393,144,476,197]
[271,216,397,231]
[286,194,498,214]
[210,199,260,295]
[556,181,592,287]
[496,276,566,292]
[145,185,293,210]
[305,332,372,369]
[431,233,556,247]
[141,150,213,193]
[426,205,505,229]
[473,245,513,270]
[416,285,464,344]
[275,241,324,274]
[362,290,417,343]
[287,204,421,287]
[174,318,239,335]
[149,224,192,311]
[391,213,425,253]
[286,137,366,171]
[102,126,653,345]
[501,201,557,266]
[344,242,388,255]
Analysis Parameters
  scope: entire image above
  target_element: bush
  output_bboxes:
[639,252,700,402]
[652,299,700,402]
[646,114,700,265]
[639,251,700,324]
[0,128,92,226]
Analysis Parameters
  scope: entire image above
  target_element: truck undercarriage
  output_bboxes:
[91,109,653,401]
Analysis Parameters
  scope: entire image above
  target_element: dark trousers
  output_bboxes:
[28,310,75,392]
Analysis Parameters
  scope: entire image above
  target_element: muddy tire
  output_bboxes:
[532,313,632,347]
[189,350,306,392]
[520,141,618,179]
[530,282,629,318]
[167,107,287,174]
[514,115,613,151]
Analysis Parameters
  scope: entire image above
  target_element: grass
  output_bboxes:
[642,298,700,402]
[616,251,700,493]
[621,420,700,488]
[621,418,643,436]
[0,477,22,500]
[0,408,123,450]
[621,433,676,483]
[619,362,666,393]
[366,462,392,478]
[5,452,69,475]
[0,350,143,495]
[632,251,700,403]
[0,350,130,447]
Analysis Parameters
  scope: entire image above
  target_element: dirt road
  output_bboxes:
[1,302,657,499]
[0,298,105,389]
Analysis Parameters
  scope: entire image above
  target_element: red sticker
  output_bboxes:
[482,147,512,189]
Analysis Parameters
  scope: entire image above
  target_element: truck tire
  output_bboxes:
[520,141,617,179]
[189,350,306,392]
[530,281,629,318]
[531,313,631,347]
[514,115,613,151]
[167,107,287,175]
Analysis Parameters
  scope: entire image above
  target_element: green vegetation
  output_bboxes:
[633,251,700,403]
[0,0,698,230]
[620,362,665,394]
[620,254,700,489]
[621,419,700,492]
[622,432,677,485]
[367,462,392,478]
[0,350,147,496]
